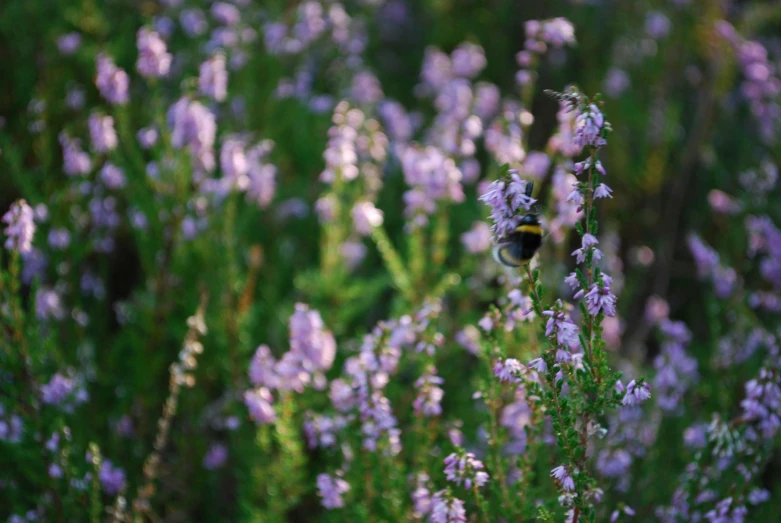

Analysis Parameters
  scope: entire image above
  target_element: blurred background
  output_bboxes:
[1,0,781,521]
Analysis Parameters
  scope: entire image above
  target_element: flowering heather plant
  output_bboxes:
[2,1,781,521]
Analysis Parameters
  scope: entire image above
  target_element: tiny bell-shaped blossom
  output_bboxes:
[430,489,467,523]
[551,464,575,491]
[136,27,172,78]
[443,451,489,489]
[351,201,384,236]
[199,54,228,102]
[95,54,129,105]
[622,380,651,406]
[2,200,36,254]
[494,358,523,383]
[317,473,350,509]
[88,113,118,153]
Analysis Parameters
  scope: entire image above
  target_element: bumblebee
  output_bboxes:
[492,181,543,268]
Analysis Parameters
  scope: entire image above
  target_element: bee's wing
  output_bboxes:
[493,242,525,268]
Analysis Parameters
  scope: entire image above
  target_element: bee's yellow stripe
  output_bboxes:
[496,245,530,267]
[517,225,543,235]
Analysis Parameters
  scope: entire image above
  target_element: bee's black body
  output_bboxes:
[492,181,543,268]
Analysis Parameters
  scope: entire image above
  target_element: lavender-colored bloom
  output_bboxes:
[687,234,720,278]
[443,452,489,489]
[40,373,76,404]
[35,287,65,321]
[136,28,172,78]
[315,196,336,222]
[65,86,85,110]
[60,133,92,175]
[351,201,383,236]
[413,371,445,417]
[540,18,576,48]
[574,103,606,148]
[100,163,126,190]
[707,190,741,215]
[249,344,277,389]
[57,33,81,55]
[88,113,118,153]
[3,200,36,254]
[645,12,671,40]
[622,380,652,406]
[168,98,217,171]
[604,68,630,98]
[429,490,467,523]
[180,9,208,37]
[202,443,228,470]
[580,278,617,317]
[317,473,350,509]
[494,358,523,383]
[741,367,781,438]
[99,460,126,495]
[199,54,228,102]
[594,183,613,199]
[351,71,384,105]
[95,54,129,105]
[544,309,580,349]
[48,228,71,250]
[289,303,336,372]
[645,295,670,324]
[479,171,536,237]
[451,42,486,78]
[551,465,575,491]
[48,463,63,479]
[211,2,241,26]
[137,127,158,149]
[244,388,276,424]
[460,222,491,253]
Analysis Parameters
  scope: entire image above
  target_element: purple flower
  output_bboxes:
[137,127,158,149]
[289,303,336,372]
[57,33,81,55]
[551,465,575,491]
[540,18,576,48]
[528,357,548,374]
[544,309,580,349]
[65,87,85,109]
[413,371,445,417]
[707,190,741,215]
[317,473,350,509]
[645,11,671,40]
[40,373,77,404]
[35,287,65,321]
[604,68,630,98]
[48,228,71,250]
[88,113,118,153]
[594,183,613,199]
[622,380,652,406]
[249,344,277,388]
[351,71,384,105]
[199,54,228,102]
[451,42,486,78]
[430,490,467,523]
[211,2,241,26]
[202,443,228,470]
[95,54,129,105]
[3,200,36,254]
[412,474,433,517]
[351,201,384,236]
[99,460,126,495]
[461,222,492,253]
[479,171,536,237]
[180,9,208,37]
[341,241,367,270]
[573,103,606,148]
[741,367,781,438]
[494,358,523,383]
[136,28,172,78]
[100,163,126,190]
[687,234,720,278]
[48,463,63,479]
[580,278,617,317]
[443,452,489,490]
[244,388,276,424]
[168,97,217,171]
[59,134,92,176]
